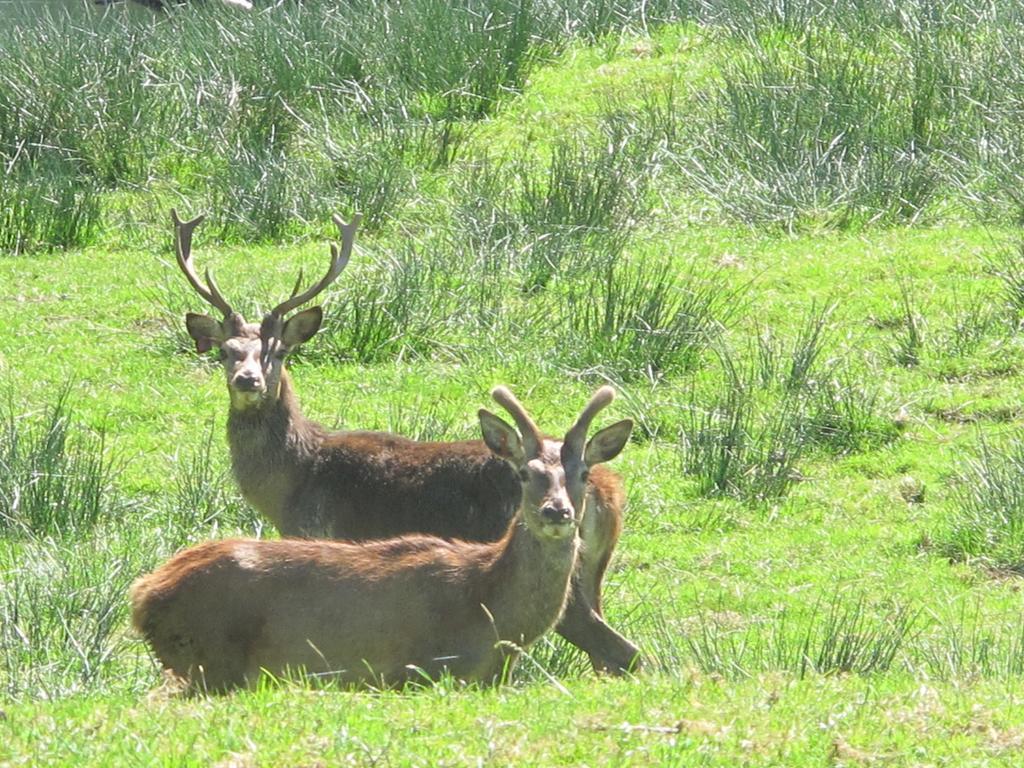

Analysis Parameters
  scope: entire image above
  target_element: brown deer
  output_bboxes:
[132,386,633,692]
[171,210,641,674]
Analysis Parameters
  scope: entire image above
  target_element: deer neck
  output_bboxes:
[226,369,325,531]
[479,513,580,646]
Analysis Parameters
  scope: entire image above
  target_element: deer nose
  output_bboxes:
[233,373,263,392]
[539,505,573,525]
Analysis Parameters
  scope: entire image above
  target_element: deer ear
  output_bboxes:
[584,419,633,465]
[479,409,526,466]
[185,313,225,354]
[281,307,323,347]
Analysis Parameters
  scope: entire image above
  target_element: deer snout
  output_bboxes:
[539,504,574,526]
[232,372,264,392]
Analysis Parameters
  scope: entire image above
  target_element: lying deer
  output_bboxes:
[171,210,641,674]
[132,386,632,691]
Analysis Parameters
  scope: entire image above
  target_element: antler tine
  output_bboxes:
[288,269,306,301]
[270,213,361,319]
[170,209,234,318]
[564,386,616,456]
[203,268,233,316]
[491,386,542,458]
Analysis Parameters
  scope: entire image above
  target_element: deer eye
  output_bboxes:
[217,349,227,362]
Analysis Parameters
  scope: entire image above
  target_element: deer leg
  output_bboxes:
[555,579,641,674]
[555,485,642,674]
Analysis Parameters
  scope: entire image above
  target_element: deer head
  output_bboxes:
[479,386,633,541]
[173,210,360,411]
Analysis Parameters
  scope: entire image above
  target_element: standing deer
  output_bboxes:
[132,386,633,692]
[171,210,641,674]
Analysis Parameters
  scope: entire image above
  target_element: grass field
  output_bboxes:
[5,1,1024,765]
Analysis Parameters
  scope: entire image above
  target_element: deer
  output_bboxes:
[171,210,642,675]
[131,386,633,692]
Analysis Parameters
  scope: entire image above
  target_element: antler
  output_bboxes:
[171,209,234,318]
[563,386,616,457]
[491,386,543,458]
[269,213,361,319]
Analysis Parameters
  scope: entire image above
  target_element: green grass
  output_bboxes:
[8,675,1024,765]
[6,675,1024,765]
[6,2,1024,763]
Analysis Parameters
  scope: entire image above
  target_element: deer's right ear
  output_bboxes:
[185,313,225,353]
[479,409,526,466]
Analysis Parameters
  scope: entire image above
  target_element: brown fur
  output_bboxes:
[224,371,640,673]
[131,527,577,691]
[133,390,631,692]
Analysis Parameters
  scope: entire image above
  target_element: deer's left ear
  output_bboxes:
[281,307,323,347]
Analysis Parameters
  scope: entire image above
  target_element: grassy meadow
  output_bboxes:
[6,0,1024,763]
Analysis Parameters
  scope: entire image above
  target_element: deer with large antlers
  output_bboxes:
[132,386,633,692]
[171,210,641,674]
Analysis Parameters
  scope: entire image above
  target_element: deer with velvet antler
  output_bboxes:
[132,385,632,691]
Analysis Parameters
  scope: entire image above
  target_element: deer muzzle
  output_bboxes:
[537,504,577,539]
[229,370,267,409]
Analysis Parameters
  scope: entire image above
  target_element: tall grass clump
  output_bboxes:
[954,14,1024,224]
[681,304,897,501]
[933,289,1005,360]
[318,113,472,233]
[0,534,151,700]
[677,19,972,229]
[986,243,1024,327]
[319,241,467,364]
[457,123,657,292]
[693,0,839,34]
[323,126,423,234]
[0,7,162,184]
[921,606,1024,680]
[801,373,899,454]
[887,274,926,367]
[356,398,462,443]
[936,432,1024,571]
[694,0,1005,39]
[755,302,896,452]
[0,154,103,254]
[201,140,324,243]
[354,0,543,120]
[755,301,835,392]
[872,271,1010,376]
[159,424,258,548]
[648,591,917,678]
[919,286,1019,383]
[0,390,120,538]
[558,258,741,380]
[680,373,807,503]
